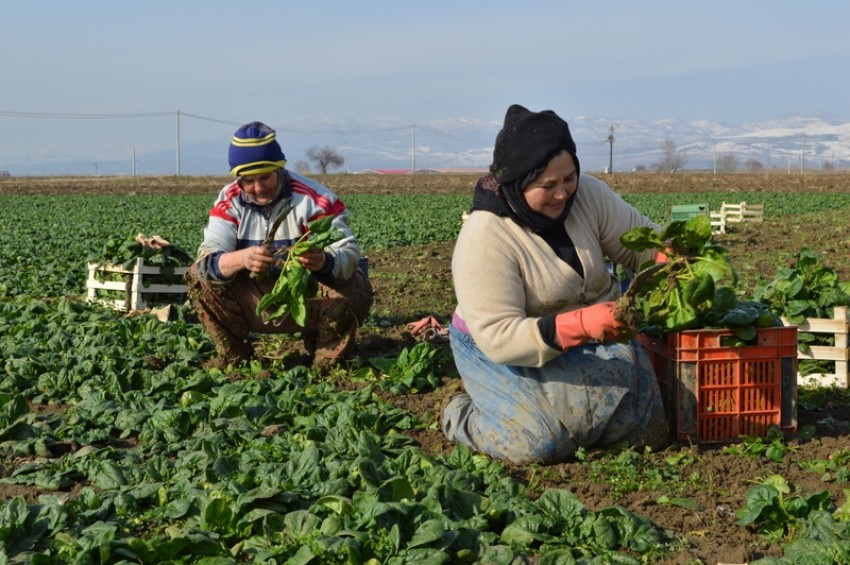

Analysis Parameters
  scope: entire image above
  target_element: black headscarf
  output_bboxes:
[490,104,580,185]
[471,105,583,275]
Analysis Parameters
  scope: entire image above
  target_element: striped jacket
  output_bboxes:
[195,170,362,283]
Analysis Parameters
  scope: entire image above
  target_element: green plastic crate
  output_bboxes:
[671,203,710,221]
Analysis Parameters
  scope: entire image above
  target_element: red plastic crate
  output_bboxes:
[638,326,798,444]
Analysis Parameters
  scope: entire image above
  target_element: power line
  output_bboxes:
[277,124,411,136]
[180,112,241,127]
[0,109,469,139]
[0,110,173,119]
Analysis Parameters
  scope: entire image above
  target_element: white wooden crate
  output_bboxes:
[720,201,765,223]
[710,211,726,234]
[86,259,188,312]
[783,306,849,388]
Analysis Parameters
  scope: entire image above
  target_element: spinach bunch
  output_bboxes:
[754,248,850,323]
[754,248,850,373]
[255,216,343,326]
[94,233,192,270]
[618,215,781,341]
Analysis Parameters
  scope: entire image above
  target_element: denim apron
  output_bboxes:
[442,324,669,464]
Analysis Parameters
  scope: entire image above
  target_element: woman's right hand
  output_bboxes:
[554,302,626,350]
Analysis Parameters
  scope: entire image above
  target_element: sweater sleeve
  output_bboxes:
[195,186,241,283]
[321,207,362,281]
[452,213,564,367]
[584,175,660,269]
[452,178,647,368]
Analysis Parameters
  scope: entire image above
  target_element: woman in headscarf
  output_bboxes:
[443,104,669,464]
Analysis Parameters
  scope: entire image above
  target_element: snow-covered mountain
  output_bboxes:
[559,113,850,173]
[5,113,849,176]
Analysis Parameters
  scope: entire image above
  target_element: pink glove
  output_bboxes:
[654,240,672,263]
[555,302,625,350]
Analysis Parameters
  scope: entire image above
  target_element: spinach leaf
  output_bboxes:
[256,216,344,326]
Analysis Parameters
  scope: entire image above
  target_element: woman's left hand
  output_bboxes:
[297,247,327,272]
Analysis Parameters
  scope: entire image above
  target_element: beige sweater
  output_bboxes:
[452,174,658,368]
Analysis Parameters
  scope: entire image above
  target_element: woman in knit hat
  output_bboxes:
[186,121,373,368]
[443,104,669,464]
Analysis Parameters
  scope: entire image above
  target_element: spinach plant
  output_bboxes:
[93,233,192,270]
[736,474,832,540]
[256,215,344,326]
[754,248,850,375]
[370,341,446,394]
[618,215,782,341]
[722,426,793,462]
[755,248,850,323]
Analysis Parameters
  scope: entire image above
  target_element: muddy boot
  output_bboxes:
[308,302,359,369]
[198,324,253,369]
[186,264,254,367]
[302,270,373,369]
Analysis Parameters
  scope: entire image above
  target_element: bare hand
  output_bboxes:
[242,246,275,274]
[297,247,327,272]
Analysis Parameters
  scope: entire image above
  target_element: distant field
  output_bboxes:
[3,171,850,300]
[2,170,850,196]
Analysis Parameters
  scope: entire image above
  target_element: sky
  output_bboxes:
[1,0,848,173]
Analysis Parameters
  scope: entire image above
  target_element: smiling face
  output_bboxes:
[522,150,578,220]
[238,170,280,205]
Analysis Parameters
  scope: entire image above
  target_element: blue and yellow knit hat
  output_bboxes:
[228,121,287,176]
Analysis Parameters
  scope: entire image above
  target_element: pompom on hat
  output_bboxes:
[490,104,580,185]
[228,121,287,176]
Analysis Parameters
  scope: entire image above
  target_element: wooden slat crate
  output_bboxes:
[783,306,849,388]
[710,211,727,234]
[720,201,765,223]
[86,259,188,312]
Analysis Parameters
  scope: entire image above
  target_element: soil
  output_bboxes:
[334,171,850,564]
[3,172,850,564]
[349,229,850,565]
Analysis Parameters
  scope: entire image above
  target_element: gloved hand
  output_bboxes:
[654,239,672,264]
[555,302,625,350]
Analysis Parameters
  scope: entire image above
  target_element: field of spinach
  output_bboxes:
[2,173,850,564]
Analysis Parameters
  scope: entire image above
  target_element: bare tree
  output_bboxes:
[717,153,737,173]
[745,159,764,172]
[305,145,344,174]
[654,138,688,173]
[293,160,311,175]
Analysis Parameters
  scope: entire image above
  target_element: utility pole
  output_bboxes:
[606,124,615,174]
[411,124,416,172]
[176,110,182,177]
[800,132,806,174]
[713,143,717,175]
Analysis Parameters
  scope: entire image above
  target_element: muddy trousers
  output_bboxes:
[442,325,669,464]
[186,264,373,364]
